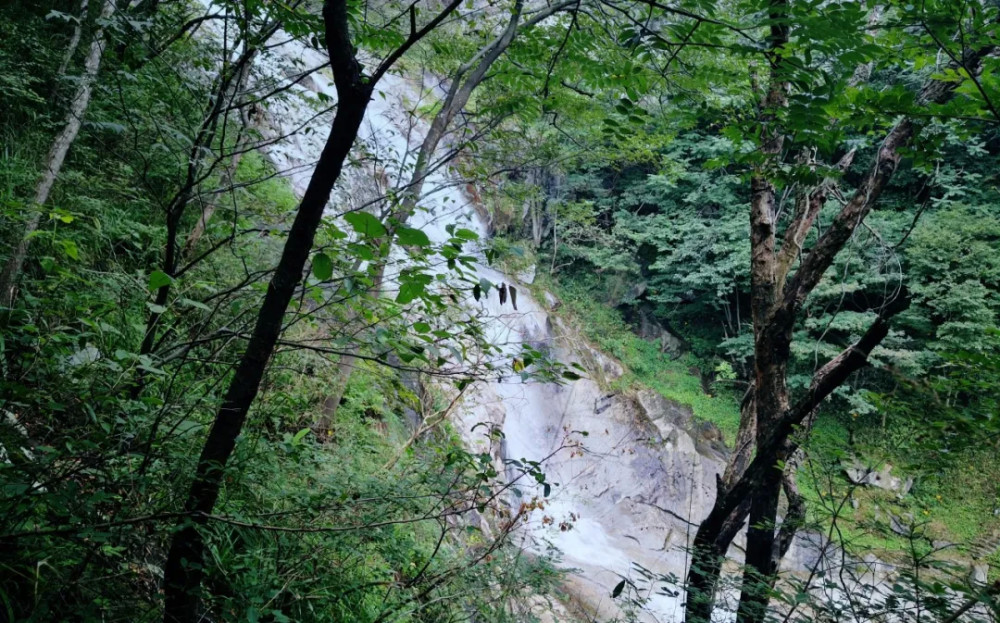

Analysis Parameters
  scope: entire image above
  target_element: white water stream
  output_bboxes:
[248,36,719,620]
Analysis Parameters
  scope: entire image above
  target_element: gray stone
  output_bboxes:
[660,331,684,358]
[632,308,684,358]
[623,281,647,303]
[541,290,560,310]
[889,514,913,537]
[516,264,536,285]
[972,563,989,585]
[635,389,694,430]
[843,458,913,495]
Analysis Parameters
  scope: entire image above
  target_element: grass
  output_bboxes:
[798,420,1000,568]
[536,272,742,442]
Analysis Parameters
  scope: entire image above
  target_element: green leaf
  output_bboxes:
[396,281,424,304]
[312,252,333,281]
[414,322,431,333]
[325,223,348,240]
[177,298,210,311]
[60,239,79,260]
[347,243,373,261]
[50,210,74,223]
[396,226,431,247]
[148,270,172,291]
[344,211,386,238]
[454,228,479,241]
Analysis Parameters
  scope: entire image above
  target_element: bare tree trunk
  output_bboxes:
[314,351,356,433]
[0,0,114,308]
[160,1,462,619]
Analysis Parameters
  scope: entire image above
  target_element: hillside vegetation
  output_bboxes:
[2,0,1000,622]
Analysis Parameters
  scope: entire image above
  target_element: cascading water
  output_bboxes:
[250,44,727,621]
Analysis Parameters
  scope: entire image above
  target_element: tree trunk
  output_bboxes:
[0,0,114,308]
[735,466,784,623]
[685,311,897,621]
[160,0,461,618]
[721,388,756,490]
[314,351,356,434]
[683,6,990,621]
[162,79,369,623]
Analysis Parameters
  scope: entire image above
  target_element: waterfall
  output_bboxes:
[236,28,713,618]
[256,55,715,623]
[189,6,975,621]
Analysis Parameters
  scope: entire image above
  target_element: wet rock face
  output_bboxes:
[635,390,694,431]
[449,277,882,620]
[453,296,729,621]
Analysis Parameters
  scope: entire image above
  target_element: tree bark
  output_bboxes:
[160,0,461,619]
[0,0,114,308]
[772,446,807,567]
[686,4,791,619]
[314,350,356,433]
[721,386,756,490]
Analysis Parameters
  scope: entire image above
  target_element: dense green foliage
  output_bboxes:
[476,4,1000,577]
[0,1,563,620]
[3,0,1000,620]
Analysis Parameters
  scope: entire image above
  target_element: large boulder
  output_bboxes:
[627,305,684,358]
